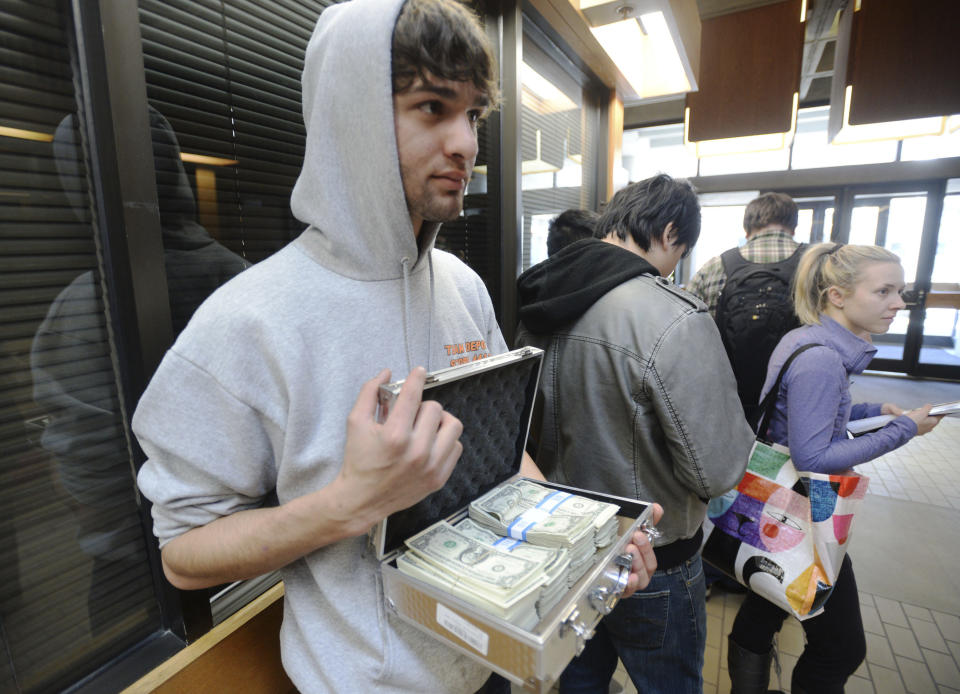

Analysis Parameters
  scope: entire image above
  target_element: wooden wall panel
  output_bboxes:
[845,0,960,125]
[685,0,803,142]
[607,90,623,200]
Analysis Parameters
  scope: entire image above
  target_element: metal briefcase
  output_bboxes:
[371,347,653,692]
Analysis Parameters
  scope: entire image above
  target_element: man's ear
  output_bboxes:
[660,221,676,250]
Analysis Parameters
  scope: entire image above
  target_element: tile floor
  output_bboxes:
[607,415,960,694]
[509,377,960,694]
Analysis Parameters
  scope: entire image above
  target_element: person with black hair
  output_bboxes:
[546,208,599,257]
[516,174,754,693]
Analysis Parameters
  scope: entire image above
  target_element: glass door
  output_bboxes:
[917,181,960,378]
[792,194,836,245]
[835,182,959,379]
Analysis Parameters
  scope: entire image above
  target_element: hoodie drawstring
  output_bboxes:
[400,257,414,374]
[399,254,436,374]
[427,254,435,372]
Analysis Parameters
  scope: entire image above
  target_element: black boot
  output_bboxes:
[727,636,784,694]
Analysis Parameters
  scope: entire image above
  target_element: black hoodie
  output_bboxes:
[517,238,660,334]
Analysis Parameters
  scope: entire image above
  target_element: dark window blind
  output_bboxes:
[139,0,331,269]
[1,1,159,692]
[139,0,504,321]
[434,2,503,315]
[436,115,501,312]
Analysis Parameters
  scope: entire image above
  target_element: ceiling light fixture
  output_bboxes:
[579,0,700,101]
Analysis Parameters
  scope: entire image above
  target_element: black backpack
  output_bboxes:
[715,244,805,425]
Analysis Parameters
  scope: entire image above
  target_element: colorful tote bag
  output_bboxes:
[701,344,870,620]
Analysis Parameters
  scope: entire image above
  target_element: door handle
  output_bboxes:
[901,289,925,309]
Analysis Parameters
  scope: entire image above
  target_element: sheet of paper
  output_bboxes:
[846,414,896,436]
[930,400,960,417]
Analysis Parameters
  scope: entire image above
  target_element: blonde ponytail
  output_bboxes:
[793,243,901,325]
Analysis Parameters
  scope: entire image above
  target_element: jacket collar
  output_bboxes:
[815,314,877,374]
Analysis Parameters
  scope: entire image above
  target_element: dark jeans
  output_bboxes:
[559,554,706,694]
[475,673,511,694]
[730,554,866,694]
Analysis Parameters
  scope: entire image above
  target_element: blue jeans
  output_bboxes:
[559,554,706,694]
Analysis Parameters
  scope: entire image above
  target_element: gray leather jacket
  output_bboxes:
[516,245,753,551]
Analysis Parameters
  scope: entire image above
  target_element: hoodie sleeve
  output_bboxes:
[134,349,282,547]
[648,311,754,499]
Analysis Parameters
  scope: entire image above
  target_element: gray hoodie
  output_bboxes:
[134,0,505,690]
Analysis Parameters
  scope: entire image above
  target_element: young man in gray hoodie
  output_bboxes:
[134,0,658,691]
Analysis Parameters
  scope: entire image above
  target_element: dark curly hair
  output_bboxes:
[392,0,500,108]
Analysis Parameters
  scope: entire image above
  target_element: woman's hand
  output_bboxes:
[904,404,942,436]
[880,402,905,416]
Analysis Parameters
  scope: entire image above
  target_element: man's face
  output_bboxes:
[394,74,488,236]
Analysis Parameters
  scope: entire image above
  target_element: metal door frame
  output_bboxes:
[782,180,958,379]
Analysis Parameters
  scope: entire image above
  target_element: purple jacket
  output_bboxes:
[759,315,917,474]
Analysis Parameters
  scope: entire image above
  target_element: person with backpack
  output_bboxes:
[687,192,805,424]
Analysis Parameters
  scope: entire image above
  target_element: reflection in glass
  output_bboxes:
[0,4,159,689]
[622,123,698,181]
[519,30,599,271]
[528,213,554,267]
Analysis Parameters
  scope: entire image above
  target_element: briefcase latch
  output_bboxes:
[560,605,594,655]
[588,553,632,616]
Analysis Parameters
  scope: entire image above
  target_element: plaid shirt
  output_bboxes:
[686,228,801,317]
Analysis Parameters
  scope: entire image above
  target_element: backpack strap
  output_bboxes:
[721,242,807,279]
[781,242,807,274]
[755,342,823,439]
[720,247,750,278]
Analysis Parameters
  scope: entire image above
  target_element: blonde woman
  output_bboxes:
[726,243,942,694]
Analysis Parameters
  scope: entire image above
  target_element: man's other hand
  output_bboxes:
[621,502,663,598]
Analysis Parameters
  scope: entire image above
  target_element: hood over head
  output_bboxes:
[291,0,435,280]
[517,238,659,333]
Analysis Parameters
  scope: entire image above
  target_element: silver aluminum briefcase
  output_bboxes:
[372,347,653,692]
